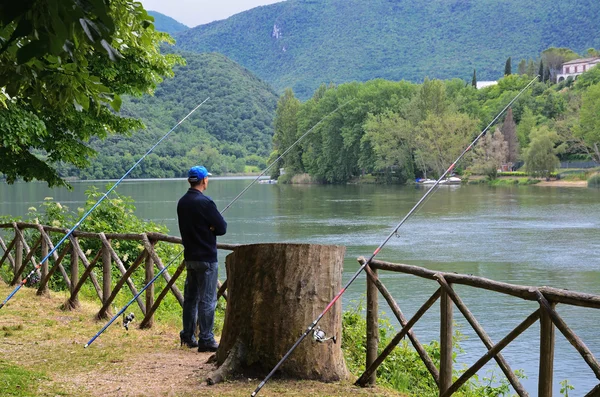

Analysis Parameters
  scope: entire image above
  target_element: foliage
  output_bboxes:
[575,82,600,162]
[56,52,278,179]
[470,128,508,180]
[174,0,600,99]
[588,173,600,188]
[342,302,517,396]
[0,0,183,186]
[501,108,519,163]
[524,126,565,178]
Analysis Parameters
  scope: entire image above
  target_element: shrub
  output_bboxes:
[588,173,600,188]
[342,301,517,396]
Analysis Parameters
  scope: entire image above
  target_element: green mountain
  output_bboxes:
[174,0,600,99]
[60,52,278,179]
[148,11,189,35]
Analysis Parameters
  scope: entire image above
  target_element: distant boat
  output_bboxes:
[259,179,278,184]
[416,176,462,185]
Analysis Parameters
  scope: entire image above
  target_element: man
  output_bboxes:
[177,165,227,352]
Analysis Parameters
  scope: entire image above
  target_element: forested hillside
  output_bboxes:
[58,52,278,179]
[175,0,600,98]
[148,11,189,34]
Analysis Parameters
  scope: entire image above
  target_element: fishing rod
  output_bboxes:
[84,99,353,347]
[250,75,540,397]
[0,98,210,310]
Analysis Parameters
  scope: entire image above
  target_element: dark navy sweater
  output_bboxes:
[177,188,227,263]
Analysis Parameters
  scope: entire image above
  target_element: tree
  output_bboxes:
[517,107,536,147]
[470,127,508,180]
[0,0,182,186]
[272,88,302,175]
[472,69,477,88]
[518,59,527,75]
[576,82,600,162]
[538,60,544,80]
[363,111,416,182]
[501,107,519,163]
[504,57,512,76]
[524,126,565,178]
[541,47,580,83]
[526,59,536,76]
[415,111,478,176]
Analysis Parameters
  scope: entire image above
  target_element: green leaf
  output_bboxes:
[16,40,47,64]
[110,94,122,112]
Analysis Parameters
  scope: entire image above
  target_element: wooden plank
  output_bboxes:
[144,248,155,328]
[66,249,102,310]
[584,383,600,397]
[356,288,441,387]
[439,281,453,395]
[366,266,378,386]
[0,234,16,271]
[38,243,71,294]
[98,233,146,314]
[217,279,228,301]
[142,235,183,306]
[535,290,600,380]
[362,262,439,385]
[140,260,186,329]
[539,298,555,397]
[101,239,112,318]
[12,226,23,285]
[36,231,49,296]
[368,258,600,309]
[442,310,541,397]
[435,274,528,396]
[35,226,72,290]
[69,236,102,301]
[96,250,147,319]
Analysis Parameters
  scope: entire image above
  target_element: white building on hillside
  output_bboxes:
[557,57,600,82]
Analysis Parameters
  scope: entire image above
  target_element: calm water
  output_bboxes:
[2,178,600,395]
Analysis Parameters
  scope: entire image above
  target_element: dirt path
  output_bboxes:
[0,283,402,397]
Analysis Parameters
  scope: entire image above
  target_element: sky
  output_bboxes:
[138,0,285,27]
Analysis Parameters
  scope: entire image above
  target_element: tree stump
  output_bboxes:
[208,243,348,384]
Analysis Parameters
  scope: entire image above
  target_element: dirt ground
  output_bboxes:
[0,283,403,397]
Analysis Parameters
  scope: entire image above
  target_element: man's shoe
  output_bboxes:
[197,340,219,352]
[180,336,198,348]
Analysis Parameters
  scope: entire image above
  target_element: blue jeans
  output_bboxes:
[180,261,218,345]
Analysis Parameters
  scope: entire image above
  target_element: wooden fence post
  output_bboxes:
[539,300,556,397]
[440,283,453,395]
[69,242,80,309]
[142,241,155,329]
[36,232,49,296]
[366,266,379,386]
[101,239,112,318]
[13,229,23,286]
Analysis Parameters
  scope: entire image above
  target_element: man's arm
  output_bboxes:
[205,200,227,236]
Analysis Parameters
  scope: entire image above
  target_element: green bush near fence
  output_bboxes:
[588,173,600,188]
[342,301,516,396]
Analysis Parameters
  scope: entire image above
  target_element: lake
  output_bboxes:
[1,178,600,395]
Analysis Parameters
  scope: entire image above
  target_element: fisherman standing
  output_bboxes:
[178,165,227,352]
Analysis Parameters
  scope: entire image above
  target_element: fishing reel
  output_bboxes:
[123,312,135,331]
[312,326,336,344]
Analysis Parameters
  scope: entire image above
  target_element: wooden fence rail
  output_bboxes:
[357,257,600,397]
[0,222,237,328]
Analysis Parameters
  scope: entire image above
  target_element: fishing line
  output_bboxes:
[84,98,353,347]
[250,76,539,396]
[0,98,210,310]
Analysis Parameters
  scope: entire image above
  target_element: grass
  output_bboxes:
[0,282,405,397]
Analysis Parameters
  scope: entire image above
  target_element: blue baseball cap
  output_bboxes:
[188,166,212,182]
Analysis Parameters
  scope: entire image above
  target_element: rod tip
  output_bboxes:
[84,344,89,348]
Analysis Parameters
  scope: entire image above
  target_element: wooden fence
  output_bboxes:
[0,222,236,328]
[357,257,600,397]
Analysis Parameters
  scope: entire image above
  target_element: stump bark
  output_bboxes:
[208,243,348,384]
